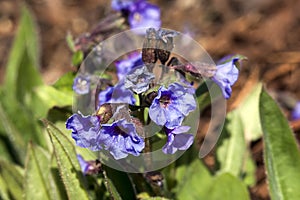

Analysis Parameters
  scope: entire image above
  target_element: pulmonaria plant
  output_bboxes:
[73,74,91,95]
[211,57,240,99]
[67,27,245,161]
[111,0,161,34]
[115,52,143,81]
[66,113,144,159]
[149,83,197,129]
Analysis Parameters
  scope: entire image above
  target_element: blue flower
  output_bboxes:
[77,154,102,175]
[162,126,194,154]
[115,52,143,81]
[149,83,197,129]
[66,114,145,160]
[98,82,136,106]
[124,65,155,94]
[100,119,145,159]
[128,1,161,34]
[73,75,90,95]
[292,102,300,120]
[66,113,102,151]
[111,0,136,11]
[211,58,240,99]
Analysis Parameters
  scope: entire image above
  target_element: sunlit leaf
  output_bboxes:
[72,51,84,66]
[24,143,52,200]
[175,159,213,200]
[4,5,42,102]
[260,89,300,199]
[239,83,263,141]
[45,120,90,200]
[204,173,250,200]
[216,110,246,177]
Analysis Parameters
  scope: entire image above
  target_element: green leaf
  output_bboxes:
[45,120,90,200]
[204,173,250,200]
[239,83,263,141]
[0,101,27,163]
[53,72,75,93]
[259,89,300,200]
[4,5,42,102]
[175,159,213,200]
[104,166,135,200]
[0,160,24,200]
[242,152,256,187]
[66,32,76,52]
[72,51,84,66]
[216,110,246,177]
[28,85,73,118]
[24,143,52,200]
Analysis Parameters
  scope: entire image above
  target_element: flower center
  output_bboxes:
[133,12,142,23]
[159,95,171,108]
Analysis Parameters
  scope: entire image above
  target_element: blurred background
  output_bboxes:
[0,0,299,199]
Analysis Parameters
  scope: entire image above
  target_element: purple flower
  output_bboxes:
[77,154,102,175]
[124,65,155,94]
[162,126,194,154]
[149,83,197,129]
[73,75,90,95]
[66,114,145,160]
[211,58,240,99]
[292,102,300,120]
[111,0,136,11]
[115,52,143,81]
[66,113,102,151]
[128,1,161,34]
[98,82,136,106]
[100,119,145,159]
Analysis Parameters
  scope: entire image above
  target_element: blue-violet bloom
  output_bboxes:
[73,75,90,95]
[66,113,102,151]
[115,52,143,81]
[124,65,155,94]
[128,1,161,34]
[149,83,197,129]
[100,119,145,159]
[98,82,136,107]
[211,58,239,99]
[66,114,145,160]
[162,126,194,154]
[77,154,91,174]
[292,102,300,120]
[111,0,136,11]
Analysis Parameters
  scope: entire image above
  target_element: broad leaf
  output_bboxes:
[175,159,213,200]
[239,83,262,141]
[260,89,300,200]
[45,120,90,200]
[24,143,53,200]
[204,173,250,200]
[216,110,246,177]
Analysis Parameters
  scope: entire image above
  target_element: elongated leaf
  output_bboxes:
[24,143,53,200]
[239,83,262,141]
[260,89,300,200]
[216,110,246,177]
[0,101,27,163]
[4,5,42,102]
[0,160,24,200]
[45,120,90,200]
[204,173,250,200]
[175,159,213,200]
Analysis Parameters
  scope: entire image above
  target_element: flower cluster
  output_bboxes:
[111,0,161,34]
[67,27,244,161]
